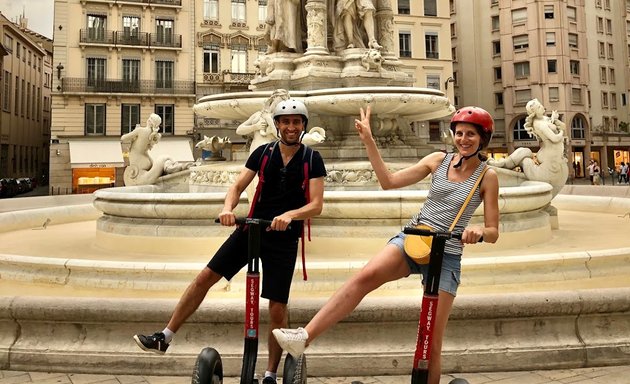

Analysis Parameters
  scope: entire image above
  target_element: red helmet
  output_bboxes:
[450,106,494,133]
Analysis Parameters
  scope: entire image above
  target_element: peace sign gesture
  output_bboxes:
[354,105,374,143]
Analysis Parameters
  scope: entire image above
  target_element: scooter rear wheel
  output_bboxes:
[192,347,223,384]
[282,353,307,384]
[240,339,258,384]
[448,379,469,384]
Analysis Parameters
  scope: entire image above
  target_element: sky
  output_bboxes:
[1,0,54,38]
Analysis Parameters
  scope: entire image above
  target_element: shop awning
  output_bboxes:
[149,138,194,163]
[68,139,125,168]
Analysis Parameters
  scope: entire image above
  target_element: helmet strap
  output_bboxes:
[453,146,481,169]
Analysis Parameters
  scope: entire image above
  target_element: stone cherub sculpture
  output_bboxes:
[121,113,191,186]
[236,89,327,155]
[195,135,232,161]
[488,98,569,196]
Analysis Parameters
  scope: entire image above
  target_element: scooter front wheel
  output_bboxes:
[448,379,469,384]
[282,353,307,384]
[192,347,223,384]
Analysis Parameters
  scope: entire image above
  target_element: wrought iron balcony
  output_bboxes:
[222,71,255,84]
[81,0,182,6]
[61,78,195,95]
[79,29,182,49]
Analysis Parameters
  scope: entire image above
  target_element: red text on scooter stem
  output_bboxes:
[245,273,260,338]
[414,294,438,367]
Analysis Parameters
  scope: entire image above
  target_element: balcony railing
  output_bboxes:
[80,29,182,49]
[61,78,195,95]
[223,71,256,84]
[83,0,182,6]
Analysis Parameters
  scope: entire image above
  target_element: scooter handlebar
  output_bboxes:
[214,217,290,229]
[403,226,483,242]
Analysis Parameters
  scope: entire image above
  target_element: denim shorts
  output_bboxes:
[388,232,462,296]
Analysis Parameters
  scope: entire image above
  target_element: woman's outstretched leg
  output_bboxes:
[274,244,410,355]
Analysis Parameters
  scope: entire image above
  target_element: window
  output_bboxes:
[570,60,580,76]
[231,46,247,73]
[426,74,440,90]
[2,71,10,112]
[567,6,577,22]
[609,68,615,84]
[608,43,614,59]
[611,93,617,109]
[602,92,609,108]
[546,32,556,46]
[14,77,19,116]
[232,0,246,22]
[3,35,12,52]
[514,61,530,78]
[495,92,503,106]
[87,14,107,42]
[491,15,499,30]
[599,41,606,58]
[204,46,220,73]
[122,59,140,89]
[424,0,436,16]
[623,93,627,106]
[16,42,20,58]
[399,32,411,57]
[571,88,582,104]
[568,33,578,49]
[121,104,140,135]
[87,58,106,87]
[511,8,527,24]
[451,47,457,61]
[547,60,557,73]
[156,61,174,89]
[598,17,604,33]
[398,0,410,15]
[600,66,607,83]
[549,87,559,101]
[513,117,529,140]
[493,66,502,81]
[425,32,439,59]
[85,104,106,135]
[571,116,585,139]
[513,35,528,50]
[544,5,554,19]
[515,89,531,104]
[204,0,219,20]
[155,105,174,135]
[449,0,455,14]
[605,0,610,10]
[450,23,456,37]
[258,0,267,24]
[156,19,174,45]
[606,19,612,34]
[492,40,501,55]
[122,16,140,40]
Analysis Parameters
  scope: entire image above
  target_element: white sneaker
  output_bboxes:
[272,327,308,357]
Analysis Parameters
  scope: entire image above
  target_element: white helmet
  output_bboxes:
[273,99,309,129]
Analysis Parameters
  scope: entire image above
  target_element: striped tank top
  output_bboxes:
[406,153,487,256]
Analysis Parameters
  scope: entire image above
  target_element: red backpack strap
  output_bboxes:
[246,141,277,220]
[299,145,314,281]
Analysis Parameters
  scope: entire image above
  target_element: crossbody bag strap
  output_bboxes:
[448,166,488,231]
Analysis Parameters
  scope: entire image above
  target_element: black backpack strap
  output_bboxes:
[247,141,278,219]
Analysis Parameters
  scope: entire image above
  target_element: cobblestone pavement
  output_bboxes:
[2,365,630,384]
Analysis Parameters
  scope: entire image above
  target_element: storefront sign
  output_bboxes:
[572,140,586,146]
[89,163,108,168]
[515,140,539,147]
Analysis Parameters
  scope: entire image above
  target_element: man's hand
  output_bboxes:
[217,210,236,226]
[269,214,292,231]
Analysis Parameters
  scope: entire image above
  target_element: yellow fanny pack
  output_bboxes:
[403,224,433,264]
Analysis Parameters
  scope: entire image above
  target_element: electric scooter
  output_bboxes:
[192,217,306,384]
[403,226,472,384]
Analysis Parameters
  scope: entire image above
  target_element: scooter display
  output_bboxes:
[192,217,306,384]
[403,226,474,384]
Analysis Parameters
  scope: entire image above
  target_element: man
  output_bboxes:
[587,159,595,185]
[133,99,326,384]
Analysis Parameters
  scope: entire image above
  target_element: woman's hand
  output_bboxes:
[354,106,374,144]
[461,226,484,244]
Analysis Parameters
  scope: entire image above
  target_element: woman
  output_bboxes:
[274,105,500,384]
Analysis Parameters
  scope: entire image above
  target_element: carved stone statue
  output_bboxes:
[488,98,569,196]
[265,0,306,53]
[236,89,290,154]
[331,0,382,51]
[121,113,191,186]
[195,135,232,161]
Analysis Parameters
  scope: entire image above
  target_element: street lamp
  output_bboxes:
[56,63,64,80]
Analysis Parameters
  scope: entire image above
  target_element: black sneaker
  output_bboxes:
[133,332,169,354]
[262,377,277,384]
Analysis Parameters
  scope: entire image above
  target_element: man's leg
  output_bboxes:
[167,267,223,332]
[266,300,288,375]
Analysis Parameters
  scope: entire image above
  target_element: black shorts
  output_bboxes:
[207,227,299,304]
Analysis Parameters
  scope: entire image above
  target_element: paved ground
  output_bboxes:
[2,365,630,383]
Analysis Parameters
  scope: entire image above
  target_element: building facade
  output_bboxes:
[0,12,52,182]
[51,0,196,194]
[452,0,630,179]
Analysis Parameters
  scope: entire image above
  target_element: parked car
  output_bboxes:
[0,178,18,198]
[17,177,33,193]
